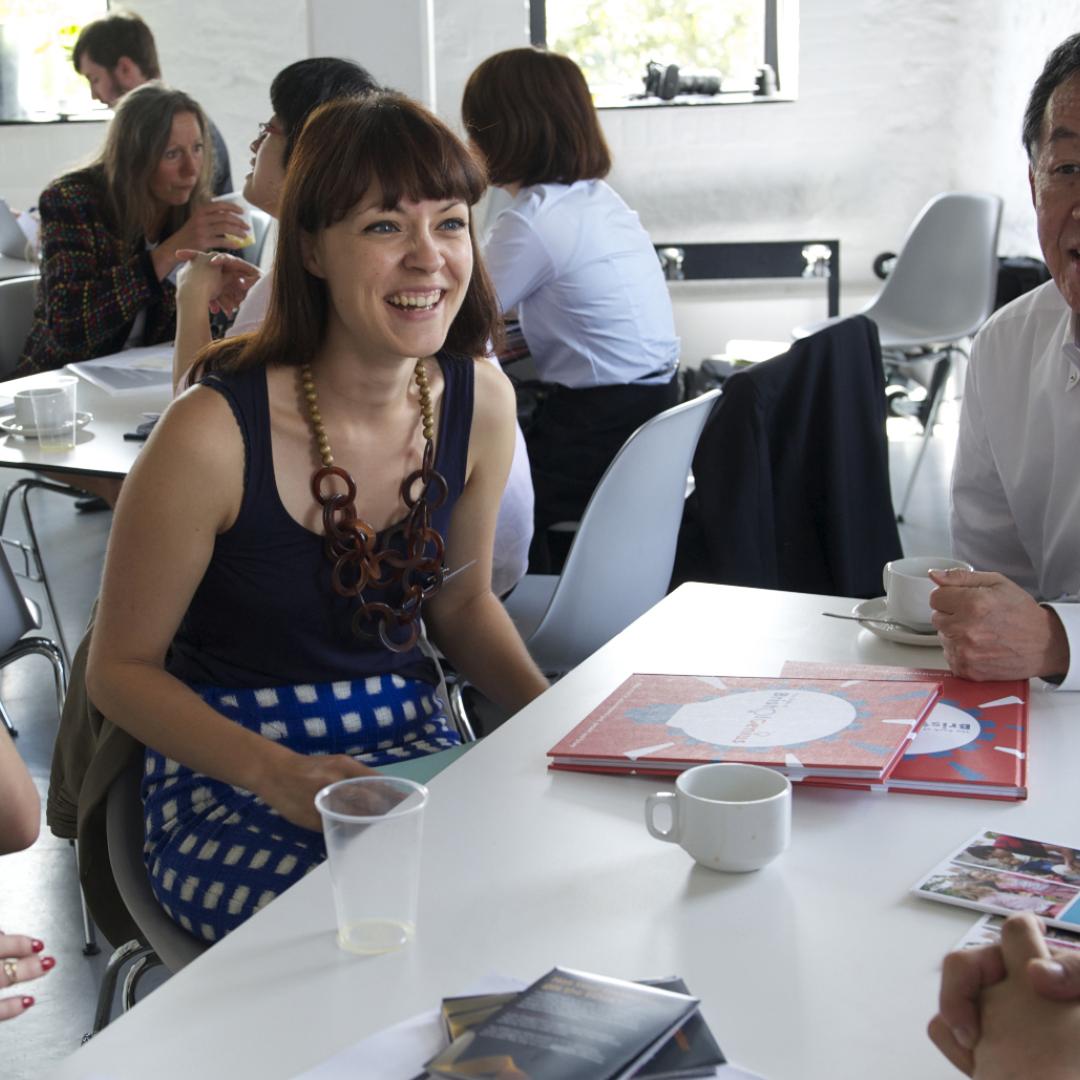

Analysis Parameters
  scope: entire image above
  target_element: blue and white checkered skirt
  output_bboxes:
[142,673,459,943]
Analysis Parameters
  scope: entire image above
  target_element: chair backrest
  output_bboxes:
[524,389,720,673]
[106,757,208,970]
[0,546,35,653]
[0,275,38,377]
[866,192,1003,345]
[249,208,273,269]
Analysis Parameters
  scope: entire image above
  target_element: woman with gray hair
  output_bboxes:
[19,81,248,374]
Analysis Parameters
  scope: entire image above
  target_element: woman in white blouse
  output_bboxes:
[463,47,681,572]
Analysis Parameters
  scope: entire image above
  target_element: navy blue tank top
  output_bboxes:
[166,354,474,688]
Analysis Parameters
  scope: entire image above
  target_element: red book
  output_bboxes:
[547,673,941,781]
[780,662,1028,801]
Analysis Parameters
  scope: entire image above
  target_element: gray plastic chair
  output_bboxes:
[793,192,1003,521]
[91,756,208,1034]
[0,543,65,740]
[249,207,273,269]
[504,389,720,675]
[0,275,38,376]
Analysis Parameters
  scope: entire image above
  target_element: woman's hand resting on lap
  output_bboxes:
[253,750,379,833]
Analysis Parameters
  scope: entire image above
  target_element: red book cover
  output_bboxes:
[780,662,1028,800]
[547,674,942,780]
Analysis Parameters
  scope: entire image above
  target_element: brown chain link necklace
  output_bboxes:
[301,359,448,653]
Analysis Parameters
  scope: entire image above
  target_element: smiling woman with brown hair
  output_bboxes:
[86,92,548,942]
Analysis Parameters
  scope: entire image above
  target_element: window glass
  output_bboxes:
[544,0,766,106]
[0,0,108,122]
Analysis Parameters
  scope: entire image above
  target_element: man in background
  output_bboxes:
[72,11,232,196]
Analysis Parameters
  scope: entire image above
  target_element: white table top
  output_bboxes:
[51,583,1080,1080]
[0,370,171,479]
[0,254,38,281]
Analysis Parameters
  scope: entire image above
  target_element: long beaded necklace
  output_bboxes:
[301,359,448,653]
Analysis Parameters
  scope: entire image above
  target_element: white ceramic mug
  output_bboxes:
[883,555,973,630]
[645,762,791,872]
[14,378,78,450]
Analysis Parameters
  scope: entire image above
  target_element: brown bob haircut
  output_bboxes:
[462,47,611,187]
[197,93,500,378]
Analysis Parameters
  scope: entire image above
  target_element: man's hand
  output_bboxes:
[929,940,1005,1076]
[929,568,1070,681]
[930,915,1080,1078]
[972,914,1080,1080]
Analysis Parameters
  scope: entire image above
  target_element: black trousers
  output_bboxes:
[525,376,681,572]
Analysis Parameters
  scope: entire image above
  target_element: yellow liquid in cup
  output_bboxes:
[337,918,414,954]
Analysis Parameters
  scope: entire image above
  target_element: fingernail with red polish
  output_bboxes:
[30,939,44,953]
[40,956,55,971]
[21,996,34,1009]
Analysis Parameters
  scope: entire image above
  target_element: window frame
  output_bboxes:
[529,0,798,109]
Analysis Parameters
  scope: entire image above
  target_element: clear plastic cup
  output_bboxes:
[315,776,428,954]
[211,192,255,249]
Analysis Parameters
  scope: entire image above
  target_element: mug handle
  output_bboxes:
[882,562,891,595]
[645,792,679,843]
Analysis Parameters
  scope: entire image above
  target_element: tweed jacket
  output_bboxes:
[18,166,176,375]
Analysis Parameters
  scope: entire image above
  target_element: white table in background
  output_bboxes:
[0,254,37,281]
[0,370,170,479]
[50,583,1080,1080]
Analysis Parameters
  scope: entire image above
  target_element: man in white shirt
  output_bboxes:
[929,33,1080,688]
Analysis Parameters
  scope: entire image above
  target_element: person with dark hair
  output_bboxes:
[73,10,232,195]
[462,47,680,572]
[85,92,549,941]
[172,57,382,385]
[929,32,1080,688]
[175,58,534,597]
[18,82,248,377]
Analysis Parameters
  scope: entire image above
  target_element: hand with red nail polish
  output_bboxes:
[0,933,54,1022]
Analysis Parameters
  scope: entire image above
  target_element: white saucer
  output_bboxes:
[0,411,92,439]
[852,597,940,647]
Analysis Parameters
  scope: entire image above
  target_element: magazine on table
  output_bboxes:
[779,662,1028,800]
[426,967,701,1080]
[547,673,941,781]
[66,343,174,394]
[914,829,1080,930]
[955,913,1080,952]
[440,975,726,1079]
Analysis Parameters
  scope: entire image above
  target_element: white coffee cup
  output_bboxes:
[645,762,791,872]
[883,555,973,630]
[14,377,78,450]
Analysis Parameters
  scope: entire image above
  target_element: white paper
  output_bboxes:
[67,345,174,394]
[291,973,766,1080]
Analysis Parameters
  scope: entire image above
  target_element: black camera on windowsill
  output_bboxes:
[642,60,722,101]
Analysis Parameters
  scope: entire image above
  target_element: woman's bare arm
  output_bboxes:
[0,727,39,854]
[86,386,372,832]
[425,361,549,714]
